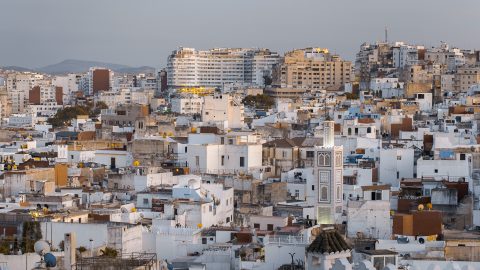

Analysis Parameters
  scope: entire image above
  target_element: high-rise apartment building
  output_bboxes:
[167,47,280,88]
[273,48,352,91]
[6,73,43,113]
[79,68,113,95]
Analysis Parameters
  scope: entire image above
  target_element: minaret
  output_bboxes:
[323,121,335,148]
[309,120,343,225]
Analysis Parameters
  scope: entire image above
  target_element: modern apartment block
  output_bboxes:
[166,47,280,88]
[79,67,113,95]
[273,48,352,91]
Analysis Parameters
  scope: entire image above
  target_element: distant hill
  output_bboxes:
[36,59,156,74]
[1,60,156,75]
[1,66,35,72]
[115,66,156,74]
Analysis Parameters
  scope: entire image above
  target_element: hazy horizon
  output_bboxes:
[1,0,479,69]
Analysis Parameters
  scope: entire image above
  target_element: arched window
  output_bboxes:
[318,152,331,167]
[321,187,328,201]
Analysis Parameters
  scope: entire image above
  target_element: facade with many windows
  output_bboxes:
[167,47,280,88]
[273,48,352,91]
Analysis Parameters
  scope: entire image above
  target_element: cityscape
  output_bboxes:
[1,1,480,270]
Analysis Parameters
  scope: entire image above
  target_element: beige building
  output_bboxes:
[0,86,12,119]
[274,48,352,91]
[454,66,480,92]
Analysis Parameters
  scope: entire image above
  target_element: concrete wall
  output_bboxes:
[40,222,108,250]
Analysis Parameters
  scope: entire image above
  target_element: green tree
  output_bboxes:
[90,101,109,117]
[242,94,275,109]
[21,221,42,253]
[47,105,91,127]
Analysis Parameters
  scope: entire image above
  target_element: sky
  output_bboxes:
[1,0,478,68]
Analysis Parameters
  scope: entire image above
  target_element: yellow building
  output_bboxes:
[273,48,352,91]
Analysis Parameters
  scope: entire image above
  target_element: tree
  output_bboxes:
[100,247,118,258]
[21,221,42,253]
[90,101,109,117]
[345,93,359,100]
[47,105,90,127]
[242,94,275,109]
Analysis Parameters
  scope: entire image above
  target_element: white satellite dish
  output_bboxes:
[34,240,50,256]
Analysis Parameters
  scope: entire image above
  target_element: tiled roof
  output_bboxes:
[307,229,351,254]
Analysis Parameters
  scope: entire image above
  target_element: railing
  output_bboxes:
[263,235,307,245]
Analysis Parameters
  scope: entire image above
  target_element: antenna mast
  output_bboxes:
[385,26,388,43]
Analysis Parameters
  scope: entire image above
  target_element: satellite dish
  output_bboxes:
[44,253,57,267]
[34,240,50,255]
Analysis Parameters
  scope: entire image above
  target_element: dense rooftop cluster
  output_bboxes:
[0,42,479,269]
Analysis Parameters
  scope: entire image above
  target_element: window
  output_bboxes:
[460,154,466,160]
[434,169,438,173]
[371,191,382,200]
[253,223,260,229]
[185,146,187,153]
[202,238,207,244]
[367,127,372,133]
[295,190,299,198]
[239,157,245,167]
[228,139,234,145]
[336,186,341,201]
[221,155,225,166]
[321,186,328,201]
[143,198,149,205]
[312,185,315,191]
[221,137,224,144]
[267,224,274,231]
[195,156,200,166]
[306,151,314,158]
[317,152,331,167]
[226,217,230,223]
[397,171,400,179]
[397,156,402,160]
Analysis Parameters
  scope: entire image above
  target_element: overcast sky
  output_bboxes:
[1,0,478,68]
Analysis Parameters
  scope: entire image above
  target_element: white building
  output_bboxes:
[171,95,203,115]
[137,175,234,228]
[167,47,280,88]
[186,131,263,175]
[392,43,422,68]
[52,74,79,104]
[379,148,414,187]
[347,185,392,239]
[415,92,433,112]
[201,93,244,129]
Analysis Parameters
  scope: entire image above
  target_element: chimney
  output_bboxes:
[64,232,77,269]
[323,121,334,148]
